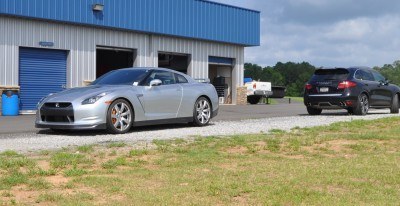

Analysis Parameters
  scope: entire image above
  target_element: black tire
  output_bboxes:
[306,106,322,115]
[106,99,133,134]
[390,93,399,114]
[353,93,369,116]
[248,96,261,104]
[347,108,354,115]
[192,97,212,126]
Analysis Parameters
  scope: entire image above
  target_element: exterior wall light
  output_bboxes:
[92,4,104,11]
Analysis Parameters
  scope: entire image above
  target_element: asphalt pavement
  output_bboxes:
[0,101,308,135]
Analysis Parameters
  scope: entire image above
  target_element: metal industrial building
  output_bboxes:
[0,0,260,113]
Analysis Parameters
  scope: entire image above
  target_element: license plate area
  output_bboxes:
[319,87,329,93]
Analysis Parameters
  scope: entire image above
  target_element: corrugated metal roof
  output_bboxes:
[0,0,260,46]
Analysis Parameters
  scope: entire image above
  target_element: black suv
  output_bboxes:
[304,67,400,115]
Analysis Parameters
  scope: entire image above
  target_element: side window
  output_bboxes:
[356,70,374,81]
[175,73,188,84]
[362,71,374,81]
[372,71,386,82]
[354,70,363,80]
[151,71,176,85]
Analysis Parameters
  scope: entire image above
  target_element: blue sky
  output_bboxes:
[214,0,400,68]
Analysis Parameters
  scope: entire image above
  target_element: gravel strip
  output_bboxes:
[0,109,398,152]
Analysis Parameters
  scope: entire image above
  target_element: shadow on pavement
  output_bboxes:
[36,122,216,137]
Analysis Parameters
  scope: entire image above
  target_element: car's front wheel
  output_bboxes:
[390,93,399,114]
[353,93,369,116]
[192,97,211,126]
[106,99,133,134]
[306,106,322,115]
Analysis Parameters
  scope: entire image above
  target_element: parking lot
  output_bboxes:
[0,99,398,153]
[0,102,306,135]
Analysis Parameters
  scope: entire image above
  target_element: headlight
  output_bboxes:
[37,93,54,107]
[82,92,108,105]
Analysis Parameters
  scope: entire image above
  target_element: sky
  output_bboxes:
[213,0,400,68]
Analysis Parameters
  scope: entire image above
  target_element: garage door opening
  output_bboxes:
[208,56,234,104]
[96,47,136,78]
[158,52,190,74]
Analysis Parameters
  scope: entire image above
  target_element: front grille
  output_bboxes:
[44,102,72,108]
[41,115,74,123]
[40,102,74,123]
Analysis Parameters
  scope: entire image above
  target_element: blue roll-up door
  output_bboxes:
[19,48,67,111]
[209,56,234,65]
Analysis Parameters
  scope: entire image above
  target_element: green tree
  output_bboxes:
[244,62,316,97]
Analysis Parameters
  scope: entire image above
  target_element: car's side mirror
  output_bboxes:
[149,79,162,87]
[380,79,390,86]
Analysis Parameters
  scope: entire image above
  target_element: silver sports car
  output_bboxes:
[35,67,219,134]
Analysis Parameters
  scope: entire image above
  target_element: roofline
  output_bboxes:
[198,0,260,13]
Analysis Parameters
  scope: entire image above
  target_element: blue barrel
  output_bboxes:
[1,90,19,116]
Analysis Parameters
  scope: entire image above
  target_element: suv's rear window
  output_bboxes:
[311,69,349,81]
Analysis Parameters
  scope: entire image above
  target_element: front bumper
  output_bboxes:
[304,93,358,109]
[35,101,108,130]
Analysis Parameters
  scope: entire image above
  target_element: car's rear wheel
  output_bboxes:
[306,106,322,115]
[353,93,369,116]
[390,93,399,114]
[248,96,261,104]
[106,99,133,134]
[192,97,211,126]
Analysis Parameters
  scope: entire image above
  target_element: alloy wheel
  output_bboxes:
[111,102,132,131]
[360,95,369,115]
[196,99,211,124]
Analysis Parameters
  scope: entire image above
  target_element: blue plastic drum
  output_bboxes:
[1,90,19,116]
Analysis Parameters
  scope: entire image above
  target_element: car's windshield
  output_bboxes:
[311,69,349,81]
[91,69,149,85]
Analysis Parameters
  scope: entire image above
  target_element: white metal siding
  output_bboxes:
[0,16,244,104]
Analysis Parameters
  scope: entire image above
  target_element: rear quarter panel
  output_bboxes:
[177,83,219,118]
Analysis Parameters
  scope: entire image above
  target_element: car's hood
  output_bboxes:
[45,85,137,102]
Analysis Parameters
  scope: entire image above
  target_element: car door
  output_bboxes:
[356,70,379,106]
[371,70,392,106]
[142,70,183,120]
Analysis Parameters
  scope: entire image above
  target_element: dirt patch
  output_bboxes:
[37,160,51,170]
[225,146,248,154]
[46,175,69,185]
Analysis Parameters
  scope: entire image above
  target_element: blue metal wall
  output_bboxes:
[0,0,260,46]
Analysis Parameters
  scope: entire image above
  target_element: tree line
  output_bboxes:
[244,62,315,97]
[245,60,400,97]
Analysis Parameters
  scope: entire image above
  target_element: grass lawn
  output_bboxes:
[1,117,400,205]
[285,96,304,103]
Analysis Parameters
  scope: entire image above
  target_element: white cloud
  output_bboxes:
[212,0,400,68]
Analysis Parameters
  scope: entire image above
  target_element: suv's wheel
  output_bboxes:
[390,93,399,114]
[106,99,133,134]
[307,106,322,115]
[248,96,261,104]
[347,108,354,115]
[353,93,369,116]
[193,97,211,126]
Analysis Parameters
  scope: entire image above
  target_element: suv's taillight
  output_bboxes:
[337,81,357,89]
[305,83,313,90]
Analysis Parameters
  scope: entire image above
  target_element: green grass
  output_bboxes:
[285,96,304,102]
[63,168,88,177]
[50,152,92,168]
[1,117,400,205]
[106,142,127,148]
[76,145,95,153]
